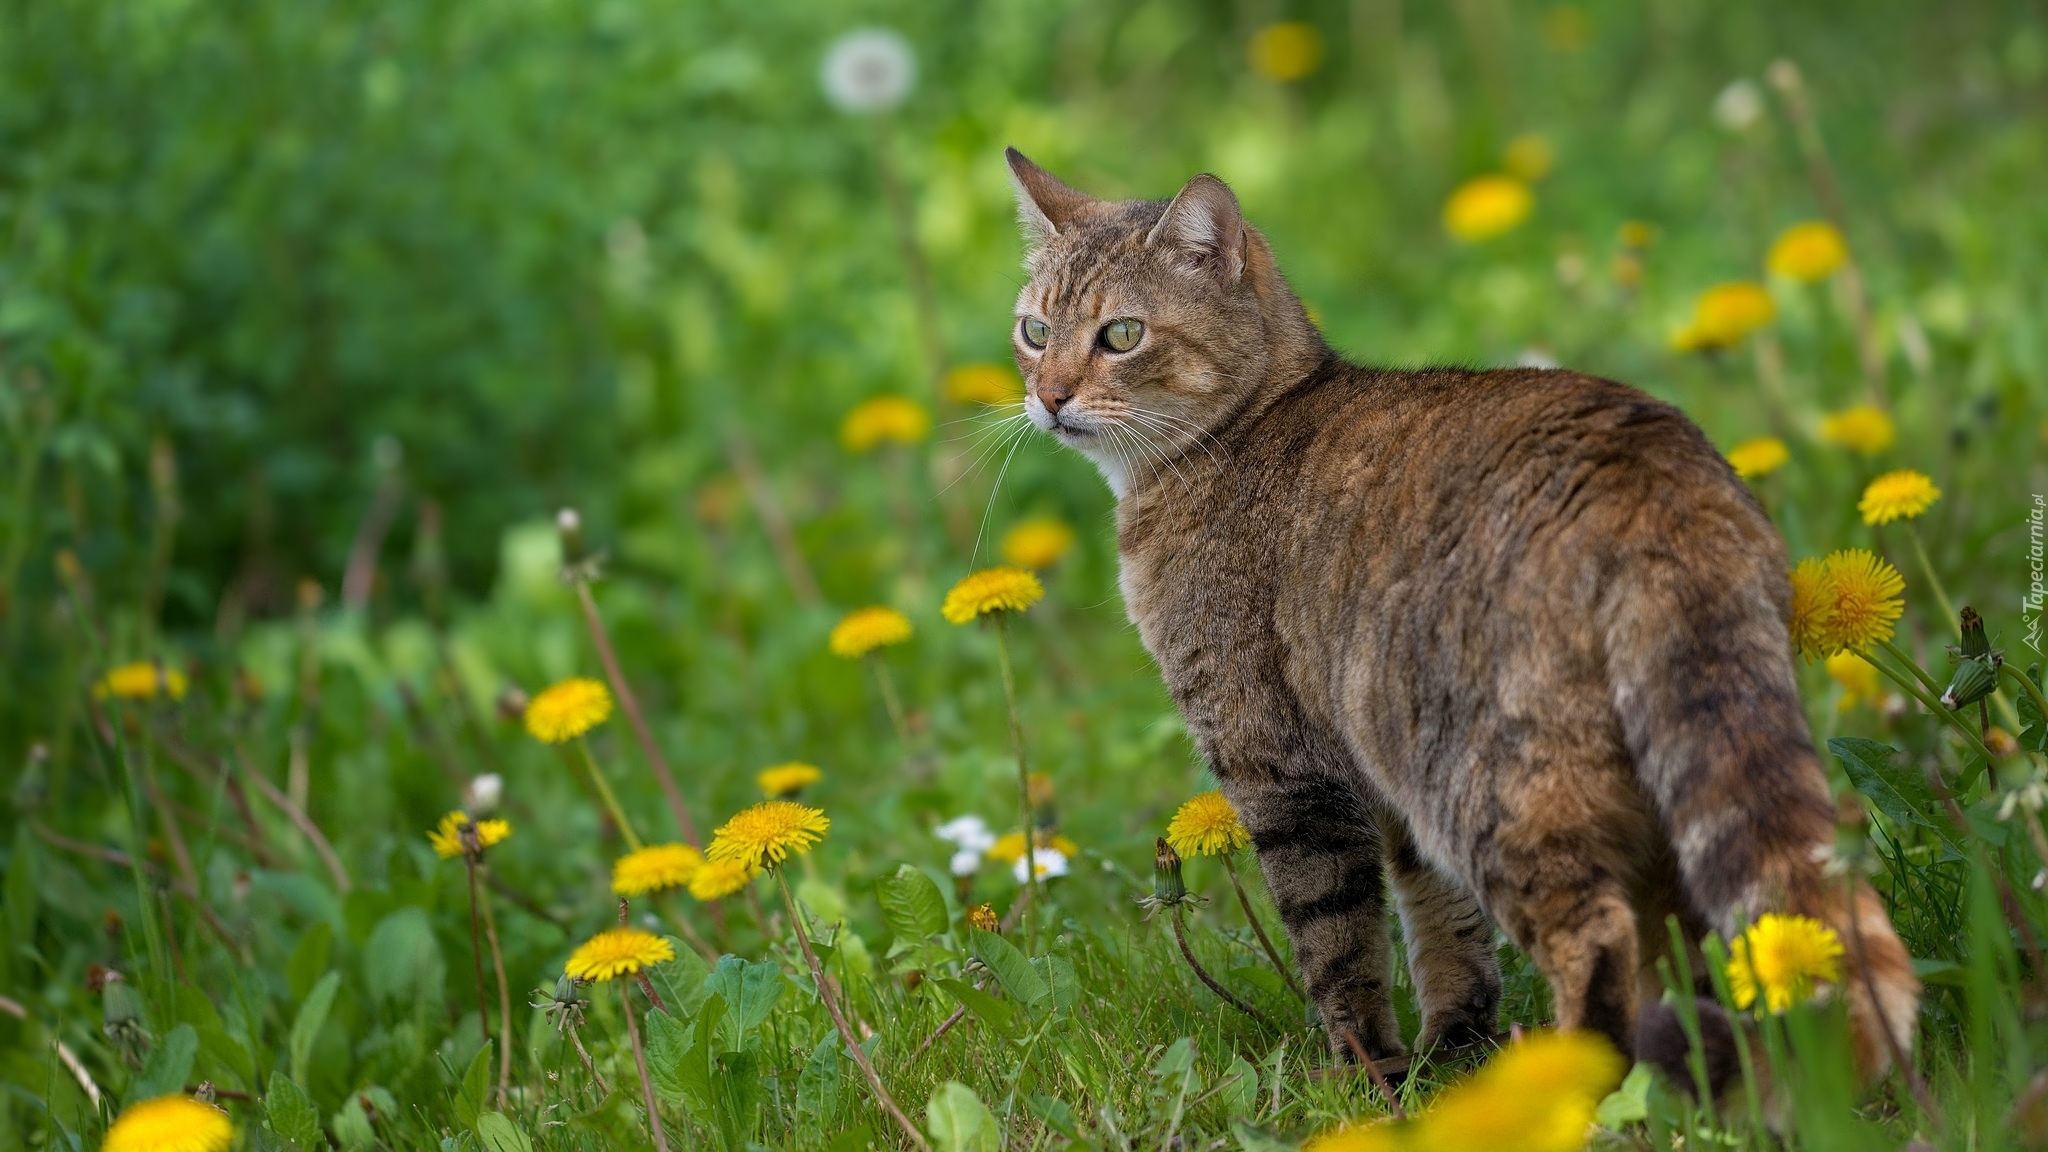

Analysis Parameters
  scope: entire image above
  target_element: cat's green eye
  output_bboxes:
[1020,317,1050,348]
[1101,318,1144,352]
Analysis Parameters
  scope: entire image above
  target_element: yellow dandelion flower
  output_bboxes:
[1788,557,1835,662]
[968,903,999,933]
[840,395,931,452]
[524,677,613,744]
[1618,220,1656,249]
[688,856,760,901]
[1420,1030,1625,1152]
[427,811,512,860]
[1820,404,1896,456]
[707,800,830,871]
[1858,469,1941,526]
[95,662,189,702]
[1001,517,1077,570]
[986,829,1079,865]
[1725,436,1790,480]
[1248,22,1323,82]
[1826,651,1881,712]
[1677,281,1775,349]
[758,761,823,798]
[829,606,913,659]
[941,566,1044,624]
[1727,912,1844,1013]
[1766,220,1849,283]
[1165,791,1251,858]
[1502,134,1554,182]
[104,1094,233,1152]
[945,363,1023,406]
[611,843,704,897]
[1818,549,1905,654]
[564,926,675,982]
[1443,175,1534,243]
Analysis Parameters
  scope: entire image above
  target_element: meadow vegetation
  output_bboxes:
[3,1,2047,1149]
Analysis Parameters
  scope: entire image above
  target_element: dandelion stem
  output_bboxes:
[573,739,644,851]
[776,869,931,1151]
[618,980,671,1152]
[462,847,494,1054]
[1865,645,2000,766]
[1168,905,1275,1029]
[476,865,513,1103]
[573,579,702,846]
[993,617,1038,952]
[868,655,913,749]
[1222,854,1304,999]
[661,901,721,965]
[2000,665,2048,726]
[1903,527,1959,641]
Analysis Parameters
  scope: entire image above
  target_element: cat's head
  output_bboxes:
[1004,148,1321,495]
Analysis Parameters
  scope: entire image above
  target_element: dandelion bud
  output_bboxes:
[1957,606,1990,661]
[496,686,530,723]
[465,773,504,816]
[1153,837,1187,905]
[1940,657,1996,710]
[556,507,586,565]
[968,903,999,934]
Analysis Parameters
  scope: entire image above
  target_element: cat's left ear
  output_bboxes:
[1146,174,1247,283]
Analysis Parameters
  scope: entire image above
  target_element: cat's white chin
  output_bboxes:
[1064,435,1132,499]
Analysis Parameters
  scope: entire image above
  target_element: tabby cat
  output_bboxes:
[1002,148,1917,1085]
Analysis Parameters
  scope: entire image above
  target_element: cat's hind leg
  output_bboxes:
[1383,816,1501,1051]
[1224,769,1403,1059]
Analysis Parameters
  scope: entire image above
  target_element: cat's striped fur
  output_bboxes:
[1003,148,1917,1079]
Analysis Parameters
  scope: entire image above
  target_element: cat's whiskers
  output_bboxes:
[967,415,1041,567]
[937,409,1035,499]
[1122,407,1228,475]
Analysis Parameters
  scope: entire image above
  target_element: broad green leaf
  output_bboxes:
[1151,1036,1202,1098]
[1595,1062,1653,1128]
[475,1112,534,1152]
[1219,1054,1259,1120]
[1032,952,1079,1012]
[1233,1121,1295,1152]
[131,1024,197,1103]
[967,927,1049,1011]
[364,907,443,1007]
[1025,1094,1080,1140]
[704,955,783,1050]
[290,972,341,1087]
[713,1049,764,1146]
[795,1029,842,1125]
[1830,737,1940,832]
[455,1039,494,1129]
[176,985,254,1090]
[2019,664,2046,753]
[265,1071,325,1150]
[935,978,1021,1041]
[645,1008,705,1111]
[286,922,333,1003]
[651,944,712,1017]
[877,864,948,942]
[926,1080,999,1152]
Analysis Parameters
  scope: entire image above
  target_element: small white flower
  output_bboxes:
[464,774,503,816]
[1014,847,1068,884]
[950,850,982,877]
[821,29,915,113]
[936,815,995,855]
[1713,79,1764,132]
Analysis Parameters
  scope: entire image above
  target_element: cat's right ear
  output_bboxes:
[1006,147,1092,256]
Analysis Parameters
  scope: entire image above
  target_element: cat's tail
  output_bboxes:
[1604,551,1919,1092]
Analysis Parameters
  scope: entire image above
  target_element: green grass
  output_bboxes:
[3,0,2048,1149]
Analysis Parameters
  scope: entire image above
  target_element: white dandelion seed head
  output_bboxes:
[949,850,982,877]
[935,815,994,854]
[464,773,503,816]
[1014,848,1068,884]
[821,29,915,114]
[1713,79,1764,132]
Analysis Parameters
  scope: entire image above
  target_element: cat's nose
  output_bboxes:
[1035,385,1070,414]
